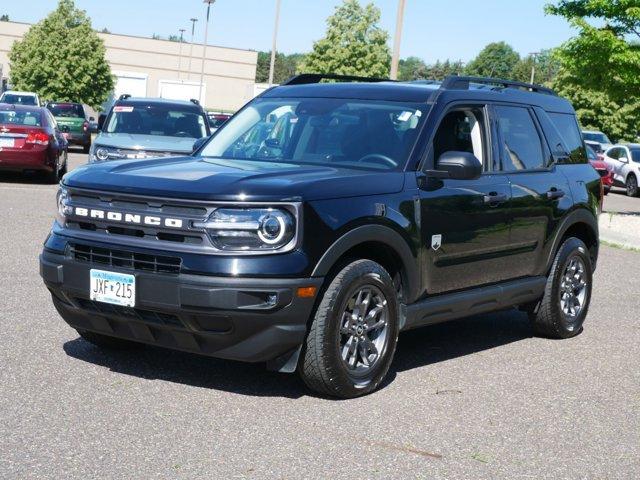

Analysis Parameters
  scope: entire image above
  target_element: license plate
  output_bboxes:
[0,138,14,148]
[90,269,135,307]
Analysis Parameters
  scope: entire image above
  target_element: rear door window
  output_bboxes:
[495,106,546,171]
[548,112,587,163]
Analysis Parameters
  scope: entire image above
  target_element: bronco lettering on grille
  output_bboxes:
[73,207,183,229]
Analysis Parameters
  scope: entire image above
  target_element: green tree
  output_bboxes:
[553,72,640,142]
[8,0,113,109]
[298,0,391,78]
[255,51,306,84]
[398,56,427,81]
[0,14,9,21]
[511,49,560,85]
[547,0,640,102]
[464,42,520,79]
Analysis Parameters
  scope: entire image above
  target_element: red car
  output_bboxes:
[0,103,68,183]
[587,144,613,195]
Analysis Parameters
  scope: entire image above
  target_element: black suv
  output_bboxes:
[40,75,600,398]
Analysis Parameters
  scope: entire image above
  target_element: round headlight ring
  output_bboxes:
[258,213,287,245]
[95,147,109,161]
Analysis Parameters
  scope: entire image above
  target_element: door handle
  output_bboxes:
[546,188,565,200]
[483,192,508,205]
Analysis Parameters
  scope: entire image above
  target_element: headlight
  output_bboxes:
[88,145,129,163]
[56,187,72,226]
[195,207,297,252]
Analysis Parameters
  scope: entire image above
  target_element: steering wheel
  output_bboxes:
[174,131,191,138]
[357,153,397,168]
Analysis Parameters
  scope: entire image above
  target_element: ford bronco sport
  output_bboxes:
[40,75,600,398]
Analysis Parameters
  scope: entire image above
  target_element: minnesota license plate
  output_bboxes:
[90,269,135,307]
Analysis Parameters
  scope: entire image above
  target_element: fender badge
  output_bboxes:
[431,234,442,251]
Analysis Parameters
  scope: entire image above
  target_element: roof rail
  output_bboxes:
[441,75,557,96]
[189,98,200,105]
[283,73,392,86]
[118,94,132,101]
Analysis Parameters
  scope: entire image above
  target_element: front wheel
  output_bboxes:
[626,174,639,197]
[529,237,592,339]
[299,260,399,398]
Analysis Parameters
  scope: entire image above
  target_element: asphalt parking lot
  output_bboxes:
[1,151,639,479]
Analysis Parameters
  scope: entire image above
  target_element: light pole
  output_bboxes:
[268,0,282,86]
[188,18,198,80]
[199,0,215,105]
[529,52,541,84]
[390,0,406,80]
[177,28,186,80]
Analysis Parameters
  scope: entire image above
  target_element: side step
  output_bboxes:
[404,276,546,331]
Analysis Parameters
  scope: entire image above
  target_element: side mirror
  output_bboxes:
[192,136,210,153]
[620,156,629,163]
[97,113,107,131]
[434,151,482,180]
[264,138,280,148]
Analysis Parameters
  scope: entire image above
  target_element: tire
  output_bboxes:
[603,186,610,196]
[83,143,90,154]
[626,174,639,197]
[529,237,592,339]
[299,259,400,398]
[76,329,144,350]
[44,162,61,184]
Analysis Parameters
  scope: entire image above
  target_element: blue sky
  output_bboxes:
[1,1,577,62]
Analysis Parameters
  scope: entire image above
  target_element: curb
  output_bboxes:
[598,213,640,250]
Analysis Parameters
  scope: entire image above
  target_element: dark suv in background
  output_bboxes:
[40,75,600,398]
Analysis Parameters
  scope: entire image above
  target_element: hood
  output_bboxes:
[63,156,406,201]
[94,133,198,154]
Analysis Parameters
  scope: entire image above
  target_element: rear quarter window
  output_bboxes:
[548,112,587,164]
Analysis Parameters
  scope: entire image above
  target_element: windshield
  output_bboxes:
[0,109,42,126]
[1,94,37,106]
[583,132,611,144]
[105,104,208,138]
[48,103,84,118]
[200,97,427,170]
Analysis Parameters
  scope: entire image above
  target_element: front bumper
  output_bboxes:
[65,132,90,146]
[40,250,322,363]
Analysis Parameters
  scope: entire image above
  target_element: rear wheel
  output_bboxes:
[529,237,592,339]
[626,174,639,197]
[83,143,90,154]
[76,329,144,350]
[299,260,399,398]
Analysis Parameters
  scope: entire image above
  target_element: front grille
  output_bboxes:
[75,298,183,328]
[70,244,182,274]
[65,189,210,247]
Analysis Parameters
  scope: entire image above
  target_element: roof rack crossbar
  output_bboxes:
[283,73,392,86]
[440,76,557,96]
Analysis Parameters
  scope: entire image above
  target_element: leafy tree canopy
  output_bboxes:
[398,57,464,81]
[511,49,561,85]
[0,14,9,21]
[255,51,306,84]
[464,42,520,79]
[547,0,640,101]
[9,0,113,110]
[298,0,391,78]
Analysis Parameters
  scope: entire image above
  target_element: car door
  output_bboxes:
[496,105,573,278]
[603,147,625,185]
[418,104,514,294]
